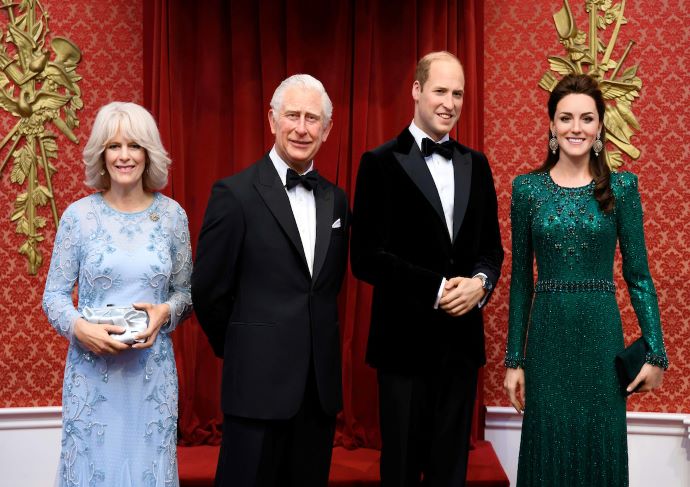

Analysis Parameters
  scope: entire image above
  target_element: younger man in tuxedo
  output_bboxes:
[351,51,503,486]
[192,74,349,487]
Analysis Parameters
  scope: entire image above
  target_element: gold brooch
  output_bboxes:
[149,213,160,222]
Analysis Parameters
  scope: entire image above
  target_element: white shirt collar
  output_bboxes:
[269,146,315,187]
[408,120,450,153]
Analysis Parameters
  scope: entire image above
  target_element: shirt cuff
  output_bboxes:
[433,277,446,309]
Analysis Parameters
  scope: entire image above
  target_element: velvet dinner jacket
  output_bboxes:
[351,128,504,373]
[191,156,350,420]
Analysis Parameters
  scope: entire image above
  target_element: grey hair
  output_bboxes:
[270,74,333,124]
[83,102,171,191]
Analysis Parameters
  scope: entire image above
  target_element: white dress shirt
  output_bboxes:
[408,121,455,238]
[407,122,488,309]
[409,122,454,307]
[270,147,316,276]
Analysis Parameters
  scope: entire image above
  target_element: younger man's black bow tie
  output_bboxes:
[421,138,454,159]
[286,168,319,191]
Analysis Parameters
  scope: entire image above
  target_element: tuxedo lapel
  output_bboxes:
[312,179,334,283]
[452,148,472,242]
[394,131,446,229]
[254,158,309,270]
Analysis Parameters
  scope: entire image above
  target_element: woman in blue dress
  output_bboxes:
[43,102,193,486]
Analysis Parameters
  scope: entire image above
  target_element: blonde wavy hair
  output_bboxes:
[83,102,171,191]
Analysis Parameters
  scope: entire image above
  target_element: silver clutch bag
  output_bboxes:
[83,306,149,344]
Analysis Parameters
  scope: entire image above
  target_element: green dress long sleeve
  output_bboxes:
[504,171,668,487]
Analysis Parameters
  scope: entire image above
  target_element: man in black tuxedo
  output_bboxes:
[192,74,349,487]
[351,51,503,486]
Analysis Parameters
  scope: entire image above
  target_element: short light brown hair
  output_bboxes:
[83,102,171,191]
[414,51,463,90]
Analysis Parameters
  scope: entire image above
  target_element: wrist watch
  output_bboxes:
[473,273,491,292]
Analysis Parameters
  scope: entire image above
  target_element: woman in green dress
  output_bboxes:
[503,73,668,486]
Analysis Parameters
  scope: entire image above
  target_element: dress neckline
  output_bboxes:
[97,191,160,216]
[543,172,594,196]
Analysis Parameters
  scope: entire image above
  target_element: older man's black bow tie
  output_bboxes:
[286,168,319,191]
[421,138,454,159]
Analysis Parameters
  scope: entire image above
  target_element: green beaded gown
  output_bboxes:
[504,171,668,487]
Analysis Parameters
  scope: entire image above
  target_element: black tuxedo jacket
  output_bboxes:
[351,128,503,373]
[192,156,350,420]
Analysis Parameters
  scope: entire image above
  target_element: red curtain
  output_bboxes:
[143,0,485,448]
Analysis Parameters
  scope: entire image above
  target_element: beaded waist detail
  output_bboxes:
[535,279,616,293]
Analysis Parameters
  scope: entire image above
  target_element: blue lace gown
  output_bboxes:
[43,192,193,487]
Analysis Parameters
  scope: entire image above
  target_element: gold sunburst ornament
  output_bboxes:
[539,0,641,171]
[0,0,82,275]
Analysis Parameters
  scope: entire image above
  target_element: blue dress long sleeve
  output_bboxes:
[43,192,192,487]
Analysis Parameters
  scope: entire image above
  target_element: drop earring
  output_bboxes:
[99,168,106,176]
[592,132,603,157]
[548,131,559,154]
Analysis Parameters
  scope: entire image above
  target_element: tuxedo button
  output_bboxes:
[449,258,455,265]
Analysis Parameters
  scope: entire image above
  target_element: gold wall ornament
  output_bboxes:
[0,0,82,275]
[539,0,641,171]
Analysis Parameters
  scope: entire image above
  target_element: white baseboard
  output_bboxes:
[485,406,690,487]
[3,406,689,487]
[0,407,62,487]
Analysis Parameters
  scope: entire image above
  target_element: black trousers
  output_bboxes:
[214,367,336,487]
[377,363,478,487]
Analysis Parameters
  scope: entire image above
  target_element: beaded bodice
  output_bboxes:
[529,174,615,282]
[505,170,668,368]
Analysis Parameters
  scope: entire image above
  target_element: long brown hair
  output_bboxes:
[535,74,614,213]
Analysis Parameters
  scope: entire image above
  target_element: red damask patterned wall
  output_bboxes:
[2,0,685,416]
[483,0,690,412]
[0,0,143,407]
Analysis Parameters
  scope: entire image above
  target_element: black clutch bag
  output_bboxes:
[615,337,649,395]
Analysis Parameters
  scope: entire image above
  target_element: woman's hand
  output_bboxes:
[627,363,664,393]
[131,302,171,349]
[504,367,526,413]
[74,317,130,355]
